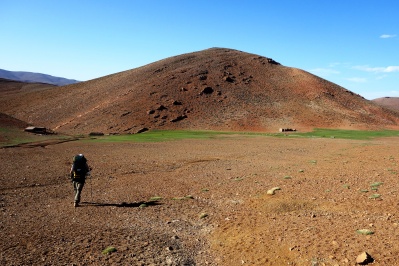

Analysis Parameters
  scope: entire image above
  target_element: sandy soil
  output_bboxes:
[2,135,399,265]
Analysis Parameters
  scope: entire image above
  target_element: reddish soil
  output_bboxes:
[2,135,399,265]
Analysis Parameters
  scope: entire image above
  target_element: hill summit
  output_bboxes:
[2,48,399,134]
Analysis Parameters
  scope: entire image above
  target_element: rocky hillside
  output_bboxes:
[1,48,399,134]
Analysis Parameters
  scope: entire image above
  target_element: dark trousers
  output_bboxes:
[73,181,85,203]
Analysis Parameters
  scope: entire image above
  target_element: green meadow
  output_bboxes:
[2,128,399,147]
[87,129,399,143]
[284,128,399,140]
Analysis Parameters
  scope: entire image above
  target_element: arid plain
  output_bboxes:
[2,134,399,265]
[2,48,399,265]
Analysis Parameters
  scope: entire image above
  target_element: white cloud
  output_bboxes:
[346,77,367,83]
[385,66,399,72]
[380,34,397,38]
[353,65,399,73]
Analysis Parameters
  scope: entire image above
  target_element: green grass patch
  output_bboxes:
[149,196,162,202]
[5,128,399,147]
[172,195,194,200]
[369,194,381,199]
[387,169,397,174]
[288,128,399,140]
[86,130,233,143]
[102,246,117,255]
[75,128,399,144]
[370,182,383,191]
[0,127,72,147]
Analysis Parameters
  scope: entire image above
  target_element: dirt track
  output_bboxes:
[2,135,399,265]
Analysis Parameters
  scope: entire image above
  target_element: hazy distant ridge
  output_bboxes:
[0,68,79,86]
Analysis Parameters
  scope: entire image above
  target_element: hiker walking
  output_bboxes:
[70,154,91,207]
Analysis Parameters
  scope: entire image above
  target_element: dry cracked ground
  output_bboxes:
[2,135,399,265]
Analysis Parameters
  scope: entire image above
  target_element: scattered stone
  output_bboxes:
[279,128,297,132]
[267,58,280,65]
[356,229,374,235]
[102,246,117,255]
[267,187,281,195]
[223,76,234,82]
[120,111,131,117]
[170,115,187,122]
[136,128,148,134]
[356,251,374,265]
[157,105,167,111]
[172,100,182,105]
[89,132,104,136]
[147,110,155,114]
[200,87,214,95]
[199,213,208,219]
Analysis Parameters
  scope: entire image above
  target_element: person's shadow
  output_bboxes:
[80,201,162,208]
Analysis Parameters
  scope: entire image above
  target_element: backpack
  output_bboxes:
[72,154,88,180]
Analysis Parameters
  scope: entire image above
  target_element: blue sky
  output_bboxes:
[1,0,398,99]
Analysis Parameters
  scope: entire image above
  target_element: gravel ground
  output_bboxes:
[2,135,399,265]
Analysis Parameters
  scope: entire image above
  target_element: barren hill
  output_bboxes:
[1,48,399,134]
[372,97,399,112]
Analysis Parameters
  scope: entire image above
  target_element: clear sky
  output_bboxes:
[1,0,398,99]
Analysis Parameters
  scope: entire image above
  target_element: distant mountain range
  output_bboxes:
[0,68,79,86]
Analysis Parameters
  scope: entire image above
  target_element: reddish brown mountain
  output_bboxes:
[372,97,399,112]
[1,48,399,134]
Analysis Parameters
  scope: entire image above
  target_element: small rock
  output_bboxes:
[267,187,281,195]
[223,76,234,82]
[200,87,214,95]
[157,105,167,111]
[172,100,182,105]
[170,115,187,122]
[356,251,374,265]
[136,128,148,134]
